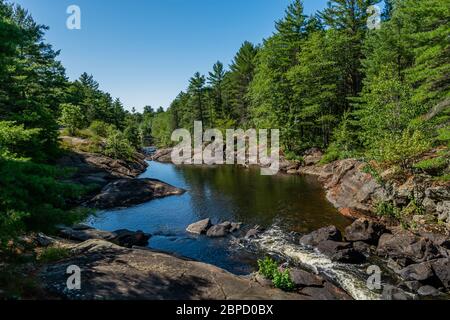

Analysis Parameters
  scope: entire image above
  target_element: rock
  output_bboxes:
[289,269,324,287]
[300,226,343,247]
[376,231,442,267]
[381,285,411,300]
[254,273,273,287]
[40,239,303,300]
[245,227,263,239]
[417,285,440,297]
[186,219,212,235]
[436,201,450,223]
[344,219,386,245]
[397,262,434,282]
[87,178,185,209]
[317,240,366,264]
[112,230,151,248]
[287,169,298,175]
[151,148,173,163]
[404,281,422,292]
[430,258,450,289]
[300,282,352,300]
[34,233,55,247]
[418,232,450,249]
[303,148,323,166]
[206,222,232,238]
[230,222,242,233]
[58,226,116,242]
[352,241,372,254]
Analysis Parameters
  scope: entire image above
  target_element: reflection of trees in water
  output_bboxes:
[172,165,345,230]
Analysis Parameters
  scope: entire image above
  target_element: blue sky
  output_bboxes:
[13,0,330,112]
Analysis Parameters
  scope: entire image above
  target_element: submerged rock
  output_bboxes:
[186,219,212,235]
[86,178,185,209]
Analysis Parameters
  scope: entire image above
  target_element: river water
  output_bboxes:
[87,161,351,273]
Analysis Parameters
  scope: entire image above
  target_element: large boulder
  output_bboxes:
[317,240,366,264]
[151,148,173,163]
[396,262,435,282]
[289,269,325,288]
[87,178,185,209]
[112,229,151,248]
[206,222,232,238]
[186,218,212,235]
[300,226,342,247]
[303,148,323,166]
[377,231,442,267]
[345,219,386,245]
[430,258,450,289]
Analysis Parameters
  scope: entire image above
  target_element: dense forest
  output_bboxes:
[152,0,449,166]
[0,0,449,245]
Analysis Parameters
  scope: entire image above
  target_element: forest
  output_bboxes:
[0,0,449,245]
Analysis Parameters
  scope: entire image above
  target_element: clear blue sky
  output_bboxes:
[13,0,329,112]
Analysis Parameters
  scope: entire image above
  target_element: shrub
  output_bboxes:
[104,131,135,160]
[413,157,448,175]
[59,104,85,136]
[369,130,431,169]
[257,257,295,292]
[375,201,401,220]
[37,247,70,263]
[89,121,116,138]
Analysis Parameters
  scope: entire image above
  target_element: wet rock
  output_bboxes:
[289,269,324,288]
[344,219,386,245]
[230,222,242,233]
[352,241,372,254]
[300,226,343,247]
[151,148,173,163]
[87,178,185,209]
[417,285,440,297]
[112,229,151,248]
[397,262,434,282]
[245,227,264,239]
[376,231,442,267]
[430,258,450,289]
[206,222,232,238]
[317,240,366,264]
[186,219,212,235]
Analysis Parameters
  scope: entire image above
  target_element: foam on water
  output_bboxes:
[250,226,381,300]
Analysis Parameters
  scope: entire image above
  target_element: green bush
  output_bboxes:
[89,121,116,138]
[413,157,448,175]
[375,201,401,220]
[104,131,135,160]
[369,130,431,169]
[257,257,295,292]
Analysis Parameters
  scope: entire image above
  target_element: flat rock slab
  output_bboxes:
[39,240,304,300]
[87,178,185,209]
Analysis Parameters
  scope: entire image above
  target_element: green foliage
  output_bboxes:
[369,130,431,169]
[273,269,295,292]
[88,120,116,138]
[37,247,70,263]
[257,256,279,280]
[257,257,295,292]
[0,157,90,246]
[59,104,85,136]
[413,157,448,175]
[375,201,401,220]
[104,131,135,160]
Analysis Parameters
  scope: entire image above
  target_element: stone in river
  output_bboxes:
[186,219,212,235]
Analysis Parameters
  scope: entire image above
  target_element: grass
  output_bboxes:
[37,247,70,263]
[413,156,448,175]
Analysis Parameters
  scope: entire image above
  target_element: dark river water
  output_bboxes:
[87,161,351,275]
